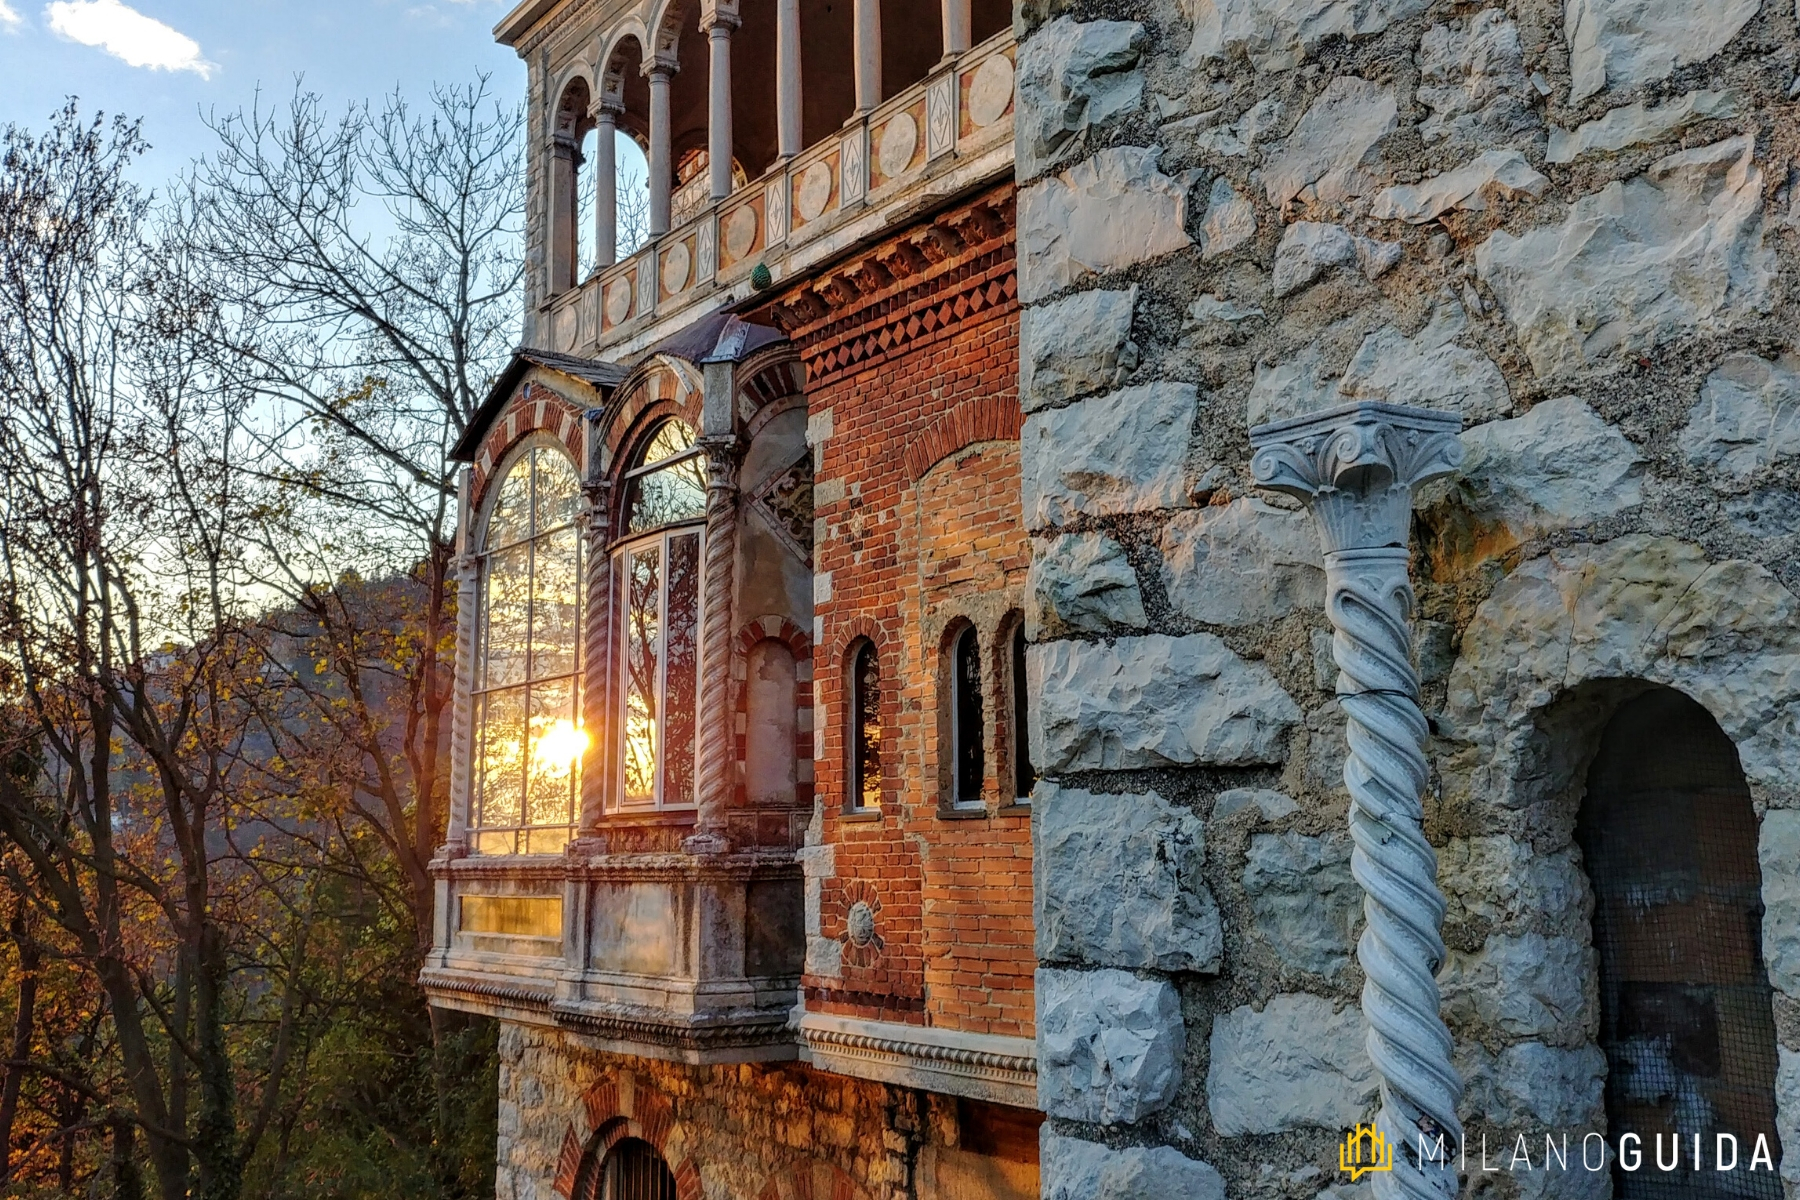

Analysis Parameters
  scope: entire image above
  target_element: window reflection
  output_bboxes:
[850,642,881,812]
[473,445,583,855]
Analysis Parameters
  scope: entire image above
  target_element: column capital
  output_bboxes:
[1248,400,1463,556]
[700,0,741,32]
[588,97,624,123]
[642,56,679,80]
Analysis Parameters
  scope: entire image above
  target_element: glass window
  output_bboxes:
[473,445,585,855]
[1011,623,1035,802]
[613,421,705,811]
[849,642,881,812]
[951,626,984,808]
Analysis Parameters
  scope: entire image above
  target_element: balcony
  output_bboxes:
[539,29,1015,362]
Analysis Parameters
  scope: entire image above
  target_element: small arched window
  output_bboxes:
[577,1136,676,1200]
[614,420,707,810]
[474,444,584,856]
[950,626,984,809]
[848,641,881,813]
[1009,623,1035,803]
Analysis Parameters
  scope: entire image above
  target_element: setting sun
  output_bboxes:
[530,718,589,775]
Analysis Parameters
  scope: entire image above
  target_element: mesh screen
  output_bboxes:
[1578,689,1782,1199]
[577,1137,676,1200]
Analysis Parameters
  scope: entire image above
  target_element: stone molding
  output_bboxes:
[795,1010,1038,1107]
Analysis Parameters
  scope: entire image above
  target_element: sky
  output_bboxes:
[0,0,527,189]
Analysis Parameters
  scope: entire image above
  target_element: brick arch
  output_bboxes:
[736,352,806,434]
[734,616,814,808]
[554,1078,701,1200]
[754,1161,870,1200]
[902,394,1020,484]
[470,381,587,511]
[603,360,702,462]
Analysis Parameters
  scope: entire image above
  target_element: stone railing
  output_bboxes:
[540,29,1016,360]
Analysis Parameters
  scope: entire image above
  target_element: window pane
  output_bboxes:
[639,420,697,467]
[489,459,533,548]
[954,629,984,805]
[526,677,581,828]
[621,546,661,806]
[534,448,581,532]
[626,457,707,534]
[1013,626,1035,800]
[662,532,701,808]
[853,645,881,810]
[531,526,581,680]
[478,687,527,829]
[484,544,531,689]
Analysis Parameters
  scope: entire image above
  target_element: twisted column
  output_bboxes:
[1249,401,1465,1200]
[688,433,743,855]
[578,477,614,839]
[443,550,480,859]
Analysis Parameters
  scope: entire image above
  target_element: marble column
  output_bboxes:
[941,0,970,56]
[646,61,676,237]
[689,430,743,856]
[589,101,620,270]
[1249,401,1466,1200]
[775,0,802,158]
[577,476,614,840]
[703,4,740,201]
[547,132,579,291]
[853,0,881,114]
[444,548,480,860]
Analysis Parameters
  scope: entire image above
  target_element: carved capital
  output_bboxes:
[699,0,741,33]
[1249,401,1463,556]
[699,433,744,496]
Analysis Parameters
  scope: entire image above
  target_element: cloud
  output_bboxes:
[0,0,21,29]
[44,0,214,76]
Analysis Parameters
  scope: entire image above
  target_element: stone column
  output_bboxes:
[577,476,614,841]
[702,2,740,201]
[941,0,970,56]
[547,132,579,292]
[589,101,621,270]
[775,0,803,159]
[688,430,743,856]
[853,0,881,114]
[444,550,480,859]
[1248,400,1466,1200]
[645,61,676,237]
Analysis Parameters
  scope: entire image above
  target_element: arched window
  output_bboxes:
[614,420,707,810]
[577,1137,676,1200]
[551,77,596,295]
[1009,622,1035,803]
[1578,688,1781,1196]
[848,641,881,812]
[474,444,584,856]
[950,625,983,809]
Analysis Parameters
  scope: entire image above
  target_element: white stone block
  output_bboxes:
[1019,147,1195,303]
[1028,532,1147,638]
[1158,499,1323,628]
[1021,381,1197,524]
[1453,395,1646,537]
[1022,287,1138,412]
[1037,966,1185,1124]
[1263,77,1396,208]
[1565,0,1757,103]
[1041,1133,1226,1200]
[1679,351,1800,479]
[1206,993,1376,1135]
[1015,17,1147,179]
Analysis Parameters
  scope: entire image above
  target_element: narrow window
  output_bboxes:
[577,1136,676,1200]
[1010,624,1035,802]
[951,626,984,808]
[849,642,881,811]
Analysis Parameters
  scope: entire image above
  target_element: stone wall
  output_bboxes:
[1013,0,1800,1195]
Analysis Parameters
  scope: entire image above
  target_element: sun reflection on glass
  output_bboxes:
[530,718,590,776]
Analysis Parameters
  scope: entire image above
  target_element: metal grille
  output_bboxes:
[1577,689,1782,1199]
[577,1137,676,1200]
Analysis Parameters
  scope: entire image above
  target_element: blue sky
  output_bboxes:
[0,0,525,188]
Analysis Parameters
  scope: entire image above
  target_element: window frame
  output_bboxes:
[845,639,882,815]
[946,623,986,812]
[470,438,585,856]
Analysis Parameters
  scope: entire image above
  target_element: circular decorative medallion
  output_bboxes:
[661,240,691,294]
[604,278,632,326]
[968,54,1015,129]
[722,205,758,262]
[554,304,578,352]
[846,901,877,948]
[795,160,833,223]
[877,113,918,180]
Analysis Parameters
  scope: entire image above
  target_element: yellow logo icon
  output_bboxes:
[1339,1123,1394,1181]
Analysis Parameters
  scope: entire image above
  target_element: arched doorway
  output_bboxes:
[577,1136,677,1200]
[1578,687,1781,1196]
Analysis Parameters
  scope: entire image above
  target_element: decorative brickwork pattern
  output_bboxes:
[471,379,588,510]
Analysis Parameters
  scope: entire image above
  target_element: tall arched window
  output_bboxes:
[576,1137,676,1200]
[474,444,584,856]
[1009,622,1035,803]
[950,625,984,809]
[847,641,881,813]
[1578,688,1781,1196]
[614,420,707,810]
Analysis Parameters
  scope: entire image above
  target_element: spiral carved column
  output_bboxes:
[689,433,743,855]
[442,551,481,859]
[577,477,614,841]
[1249,401,1465,1200]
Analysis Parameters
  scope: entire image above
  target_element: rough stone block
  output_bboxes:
[1452,395,1645,538]
[1021,287,1139,412]
[1213,787,1300,822]
[1760,811,1800,996]
[1476,137,1771,380]
[1199,177,1256,259]
[1030,632,1301,771]
[1036,782,1222,972]
[1371,149,1547,223]
[1779,1047,1800,1183]
[1158,499,1323,628]
[1272,221,1400,297]
[1264,77,1396,208]
[1206,993,1376,1135]
[1028,532,1147,637]
[1242,830,1360,978]
[1548,89,1740,163]
[1042,1133,1226,1200]
[1338,300,1512,423]
[1019,147,1195,303]
[1565,0,1756,103]
[1439,836,1589,931]
[1417,12,1534,153]
[1016,17,1147,179]
[1022,381,1197,524]
[1183,0,1428,73]
[1679,352,1800,479]
[1457,1040,1606,1128]
[1038,967,1185,1124]
[1440,933,1595,1041]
